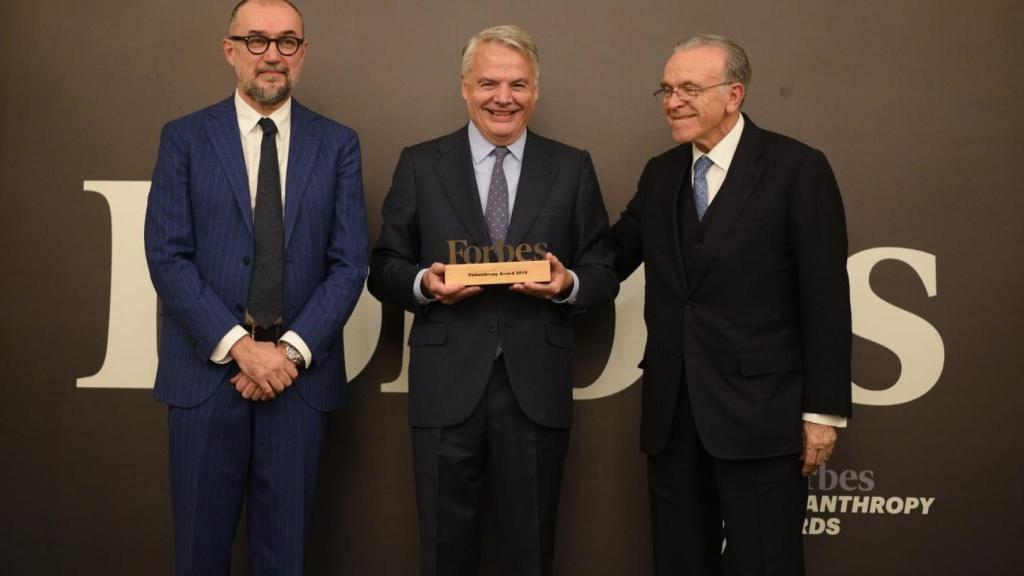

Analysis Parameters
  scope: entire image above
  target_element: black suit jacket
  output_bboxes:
[612,115,852,458]
[370,127,618,429]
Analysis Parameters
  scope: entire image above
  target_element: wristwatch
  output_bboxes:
[282,342,306,370]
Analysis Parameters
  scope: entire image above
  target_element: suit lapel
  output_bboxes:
[506,131,558,246]
[206,97,253,235]
[434,128,491,247]
[663,145,692,297]
[685,116,767,296]
[285,101,321,249]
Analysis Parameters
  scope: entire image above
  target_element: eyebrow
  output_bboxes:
[477,76,530,84]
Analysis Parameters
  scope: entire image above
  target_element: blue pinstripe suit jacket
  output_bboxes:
[145,96,368,411]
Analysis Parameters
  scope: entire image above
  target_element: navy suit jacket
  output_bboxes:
[612,115,852,458]
[145,97,368,411]
[369,127,618,429]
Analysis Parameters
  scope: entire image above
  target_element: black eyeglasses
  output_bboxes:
[653,82,732,102]
[229,35,305,56]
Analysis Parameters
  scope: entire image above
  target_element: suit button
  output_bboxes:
[487,322,497,333]
[235,304,244,313]
[685,301,694,310]
[242,256,251,266]
[695,242,703,249]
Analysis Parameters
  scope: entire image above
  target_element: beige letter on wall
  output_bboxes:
[573,264,646,400]
[848,247,944,405]
[77,181,157,389]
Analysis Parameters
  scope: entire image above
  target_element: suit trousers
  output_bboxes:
[647,377,807,576]
[167,378,327,576]
[411,356,571,576]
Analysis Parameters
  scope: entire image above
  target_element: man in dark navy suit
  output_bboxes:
[369,25,618,576]
[144,1,367,573]
[611,35,852,575]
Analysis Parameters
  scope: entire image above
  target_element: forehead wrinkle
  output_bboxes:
[241,28,300,36]
[664,66,720,88]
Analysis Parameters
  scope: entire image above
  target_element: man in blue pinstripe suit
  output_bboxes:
[144,1,367,573]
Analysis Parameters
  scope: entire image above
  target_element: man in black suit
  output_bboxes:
[369,24,618,576]
[611,35,852,575]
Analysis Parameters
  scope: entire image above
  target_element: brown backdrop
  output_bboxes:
[2,0,1023,574]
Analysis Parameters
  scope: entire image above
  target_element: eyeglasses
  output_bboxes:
[229,35,305,56]
[653,82,732,102]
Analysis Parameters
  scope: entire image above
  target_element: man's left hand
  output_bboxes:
[800,421,837,477]
[510,252,574,300]
[233,372,274,401]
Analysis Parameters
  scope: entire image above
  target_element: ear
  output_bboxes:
[222,38,236,66]
[460,76,469,101]
[726,83,746,114]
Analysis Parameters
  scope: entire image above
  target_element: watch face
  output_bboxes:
[284,344,304,368]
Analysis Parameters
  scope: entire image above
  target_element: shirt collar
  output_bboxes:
[691,113,745,172]
[467,121,527,165]
[234,89,292,136]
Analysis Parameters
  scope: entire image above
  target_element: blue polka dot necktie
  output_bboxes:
[693,154,713,222]
[485,146,510,243]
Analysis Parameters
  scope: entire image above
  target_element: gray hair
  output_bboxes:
[461,25,540,80]
[674,34,752,87]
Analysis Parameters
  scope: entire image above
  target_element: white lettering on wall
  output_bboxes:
[77,181,158,389]
[571,264,644,400]
[848,248,944,405]
[79,183,945,406]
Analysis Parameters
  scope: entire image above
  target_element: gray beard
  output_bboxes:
[245,80,292,107]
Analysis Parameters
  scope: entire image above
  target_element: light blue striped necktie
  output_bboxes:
[693,155,713,221]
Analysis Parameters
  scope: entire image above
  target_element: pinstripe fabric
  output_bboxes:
[169,382,327,576]
[145,97,368,410]
[146,96,367,574]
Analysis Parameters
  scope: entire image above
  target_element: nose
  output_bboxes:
[494,84,513,104]
[262,42,283,62]
[665,90,688,109]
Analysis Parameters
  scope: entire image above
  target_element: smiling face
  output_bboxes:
[461,41,539,146]
[661,45,745,152]
[222,0,306,115]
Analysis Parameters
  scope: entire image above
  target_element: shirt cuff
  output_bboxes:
[279,331,313,368]
[550,270,580,305]
[211,326,248,364]
[803,413,848,428]
[413,268,438,304]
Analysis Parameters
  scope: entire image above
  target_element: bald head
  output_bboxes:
[229,0,303,34]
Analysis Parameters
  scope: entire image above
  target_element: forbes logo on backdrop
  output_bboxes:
[78,181,945,405]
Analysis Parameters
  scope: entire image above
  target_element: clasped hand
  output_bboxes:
[229,336,299,401]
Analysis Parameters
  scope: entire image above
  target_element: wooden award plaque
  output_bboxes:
[444,260,551,286]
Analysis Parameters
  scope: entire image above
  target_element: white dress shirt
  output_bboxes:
[691,115,846,428]
[209,91,313,367]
